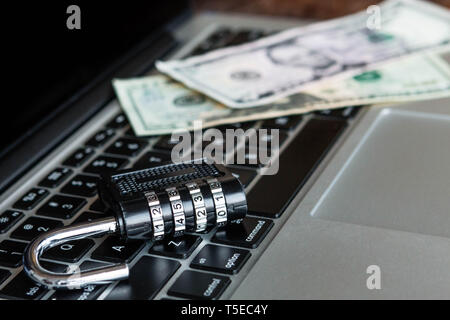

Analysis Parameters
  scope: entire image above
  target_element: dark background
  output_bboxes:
[1,2,186,156]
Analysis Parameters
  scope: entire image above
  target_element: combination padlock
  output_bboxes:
[23,161,247,289]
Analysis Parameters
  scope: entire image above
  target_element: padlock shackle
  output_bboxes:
[23,217,129,290]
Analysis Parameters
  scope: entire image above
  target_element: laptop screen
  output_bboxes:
[2,1,188,155]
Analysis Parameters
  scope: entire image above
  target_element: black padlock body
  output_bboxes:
[98,161,247,240]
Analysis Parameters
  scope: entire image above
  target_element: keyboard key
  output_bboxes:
[192,28,235,54]
[227,167,256,187]
[227,29,264,46]
[261,115,303,131]
[63,147,95,167]
[40,261,68,273]
[61,175,99,197]
[0,271,48,300]
[191,244,250,275]
[315,106,360,119]
[255,130,288,149]
[91,236,145,263]
[149,235,201,259]
[13,188,49,211]
[37,195,86,220]
[168,270,230,300]
[85,128,115,148]
[84,155,129,175]
[42,239,94,263]
[50,282,107,300]
[106,113,128,129]
[0,269,11,285]
[0,240,27,267]
[153,134,189,152]
[247,118,347,218]
[39,167,73,188]
[106,256,180,300]
[212,217,273,249]
[105,138,147,157]
[233,147,265,168]
[124,128,137,137]
[0,210,24,234]
[90,199,107,213]
[10,217,63,242]
[79,260,112,272]
[73,211,105,224]
[215,121,256,133]
[134,151,171,168]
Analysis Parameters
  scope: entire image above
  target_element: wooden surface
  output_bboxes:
[193,0,450,19]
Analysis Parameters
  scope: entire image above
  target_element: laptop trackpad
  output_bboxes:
[312,109,450,238]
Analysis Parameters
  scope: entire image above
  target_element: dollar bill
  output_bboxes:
[156,0,450,109]
[305,45,450,105]
[113,75,323,136]
[114,45,450,136]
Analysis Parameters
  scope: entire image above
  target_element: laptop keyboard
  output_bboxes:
[0,26,363,300]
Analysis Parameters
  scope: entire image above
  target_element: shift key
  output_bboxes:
[247,118,347,218]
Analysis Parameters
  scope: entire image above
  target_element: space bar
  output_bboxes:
[247,118,347,218]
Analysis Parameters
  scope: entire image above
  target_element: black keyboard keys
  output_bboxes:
[153,135,187,152]
[124,128,137,137]
[191,244,250,275]
[247,118,347,218]
[91,236,144,263]
[216,121,256,133]
[0,269,10,285]
[63,147,95,167]
[257,130,288,149]
[50,282,106,300]
[40,261,68,273]
[86,128,115,148]
[11,217,63,241]
[106,256,180,300]
[0,271,49,300]
[168,270,230,300]
[149,235,201,259]
[212,217,273,249]
[134,151,171,168]
[227,29,263,46]
[261,115,303,131]
[48,261,110,300]
[61,175,98,197]
[227,167,256,187]
[84,155,129,175]
[191,28,235,55]
[0,210,24,234]
[13,188,49,211]
[39,167,72,188]
[37,195,86,219]
[73,211,105,224]
[105,138,147,157]
[0,240,27,267]
[42,239,94,263]
[315,106,360,119]
[90,199,107,213]
[106,113,128,129]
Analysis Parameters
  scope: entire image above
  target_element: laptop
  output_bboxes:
[1,1,450,300]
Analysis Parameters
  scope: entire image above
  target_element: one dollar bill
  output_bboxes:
[156,0,450,109]
[114,45,450,136]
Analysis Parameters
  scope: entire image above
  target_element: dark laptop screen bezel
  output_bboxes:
[0,1,189,192]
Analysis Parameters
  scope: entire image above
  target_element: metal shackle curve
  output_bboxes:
[23,217,129,289]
